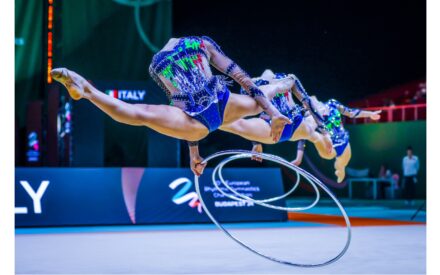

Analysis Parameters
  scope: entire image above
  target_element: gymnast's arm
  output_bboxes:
[332,99,382,120]
[288,76,328,133]
[201,37,288,123]
[291,140,306,166]
[250,141,263,162]
[187,141,207,176]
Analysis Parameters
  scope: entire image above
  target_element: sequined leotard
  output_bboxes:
[149,36,267,133]
[323,99,361,156]
[241,73,304,142]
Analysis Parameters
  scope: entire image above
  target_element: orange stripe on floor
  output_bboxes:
[288,212,426,227]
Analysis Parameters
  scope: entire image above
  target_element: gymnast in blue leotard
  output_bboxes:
[290,96,381,182]
[222,69,382,182]
[238,73,305,143]
[221,69,334,161]
[50,37,293,176]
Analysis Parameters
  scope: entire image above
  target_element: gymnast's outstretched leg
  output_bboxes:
[222,77,295,124]
[289,120,334,157]
[220,118,275,144]
[334,144,352,183]
[302,115,335,159]
[50,68,209,142]
[221,116,331,150]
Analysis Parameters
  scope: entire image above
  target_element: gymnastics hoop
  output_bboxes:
[212,153,321,211]
[194,150,351,267]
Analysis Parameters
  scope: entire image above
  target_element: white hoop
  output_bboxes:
[194,150,351,267]
[212,153,320,211]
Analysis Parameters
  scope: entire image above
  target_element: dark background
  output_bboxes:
[174,0,426,103]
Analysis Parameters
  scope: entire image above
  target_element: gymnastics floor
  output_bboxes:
[16,200,426,274]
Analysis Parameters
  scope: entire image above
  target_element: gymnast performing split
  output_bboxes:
[221,70,332,159]
[50,36,325,176]
[294,96,381,182]
[222,69,381,182]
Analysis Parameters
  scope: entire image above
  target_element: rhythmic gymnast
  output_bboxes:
[220,69,333,161]
[50,36,304,176]
[221,70,381,182]
[288,96,381,182]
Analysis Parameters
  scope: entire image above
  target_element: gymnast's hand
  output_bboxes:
[270,114,291,142]
[369,110,382,120]
[251,143,263,162]
[191,155,207,177]
[291,158,302,166]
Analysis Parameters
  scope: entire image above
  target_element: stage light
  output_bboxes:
[47,0,54,83]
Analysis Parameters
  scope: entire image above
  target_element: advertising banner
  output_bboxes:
[15,167,286,227]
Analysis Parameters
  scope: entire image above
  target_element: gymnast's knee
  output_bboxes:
[219,122,240,134]
[185,133,207,142]
[319,150,334,160]
[304,123,319,142]
[131,106,153,125]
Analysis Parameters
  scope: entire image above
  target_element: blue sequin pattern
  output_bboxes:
[324,99,350,154]
[149,36,229,116]
[240,75,303,120]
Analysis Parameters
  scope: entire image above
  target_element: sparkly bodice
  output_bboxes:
[271,92,302,119]
[324,99,349,146]
[241,77,302,120]
[149,36,226,115]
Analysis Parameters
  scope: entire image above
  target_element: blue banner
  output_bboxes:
[15,167,286,227]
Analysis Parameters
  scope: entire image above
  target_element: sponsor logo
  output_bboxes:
[204,180,256,207]
[169,177,202,213]
[106,89,146,101]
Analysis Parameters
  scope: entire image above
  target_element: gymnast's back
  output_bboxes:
[150,37,227,92]
[150,37,209,92]
[149,36,262,117]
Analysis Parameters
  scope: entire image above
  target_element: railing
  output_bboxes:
[344,103,426,124]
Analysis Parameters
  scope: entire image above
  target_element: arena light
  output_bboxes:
[47,0,54,83]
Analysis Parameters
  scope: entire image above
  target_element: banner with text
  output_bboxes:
[15,167,286,227]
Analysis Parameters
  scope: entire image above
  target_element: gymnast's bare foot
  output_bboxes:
[271,74,295,91]
[335,168,346,183]
[50,68,89,100]
[270,114,292,142]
